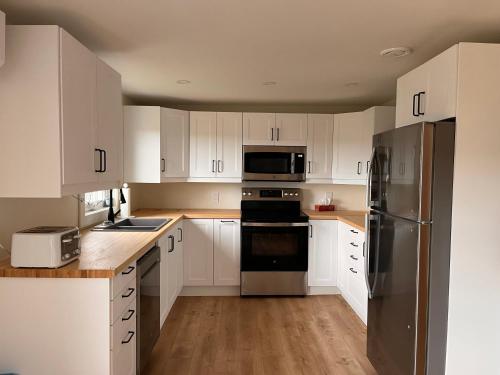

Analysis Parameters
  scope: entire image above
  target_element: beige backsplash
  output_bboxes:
[130,182,367,211]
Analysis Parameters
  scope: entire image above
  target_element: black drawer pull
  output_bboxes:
[121,331,135,344]
[122,309,135,321]
[350,242,359,247]
[349,267,358,274]
[350,255,358,261]
[122,288,135,298]
[121,266,135,275]
[349,229,359,234]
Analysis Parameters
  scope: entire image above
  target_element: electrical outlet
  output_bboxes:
[210,192,220,205]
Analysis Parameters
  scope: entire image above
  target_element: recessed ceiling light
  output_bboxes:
[380,47,412,58]
[344,82,359,87]
[176,79,191,84]
[263,81,277,86]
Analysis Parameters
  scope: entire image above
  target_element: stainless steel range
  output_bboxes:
[240,187,309,296]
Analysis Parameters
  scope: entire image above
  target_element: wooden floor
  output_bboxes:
[144,295,377,375]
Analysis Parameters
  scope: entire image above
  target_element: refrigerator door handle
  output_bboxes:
[366,147,376,207]
[364,214,373,299]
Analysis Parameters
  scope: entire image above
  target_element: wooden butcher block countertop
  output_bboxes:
[0,209,240,279]
[0,208,364,279]
[303,210,366,232]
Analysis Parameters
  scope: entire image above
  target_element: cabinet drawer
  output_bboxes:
[111,310,136,374]
[111,277,137,323]
[111,261,137,300]
[111,300,136,351]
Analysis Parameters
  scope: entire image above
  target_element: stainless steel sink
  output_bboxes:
[92,218,171,232]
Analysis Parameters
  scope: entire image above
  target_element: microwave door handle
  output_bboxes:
[291,153,295,174]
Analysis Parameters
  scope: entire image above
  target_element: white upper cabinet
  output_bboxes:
[215,112,243,178]
[396,45,458,127]
[0,11,5,67]
[190,111,242,179]
[96,59,123,185]
[243,112,307,146]
[306,114,334,180]
[243,112,276,145]
[332,106,395,184]
[124,106,189,182]
[0,26,123,197]
[213,219,241,286]
[189,111,218,178]
[275,113,308,146]
[308,220,338,287]
[183,219,214,286]
[332,111,371,183]
[161,108,190,178]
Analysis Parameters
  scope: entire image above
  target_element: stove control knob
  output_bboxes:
[247,192,252,196]
[242,192,247,196]
[63,253,71,260]
[284,192,288,196]
[294,192,299,197]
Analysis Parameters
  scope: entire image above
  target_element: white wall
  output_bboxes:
[445,43,500,374]
[130,183,366,211]
[0,197,78,258]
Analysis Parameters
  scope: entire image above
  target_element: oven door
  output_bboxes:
[242,146,306,181]
[241,222,308,271]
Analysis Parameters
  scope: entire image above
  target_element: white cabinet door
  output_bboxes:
[189,112,217,177]
[424,45,458,123]
[183,219,214,286]
[159,231,170,327]
[0,11,5,67]
[308,220,338,286]
[96,59,123,185]
[123,106,161,183]
[306,114,334,180]
[60,29,98,187]
[213,219,240,286]
[275,113,307,146]
[332,112,373,183]
[166,225,179,313]
[243,112,276,145]
[175,222,184,297]
[216,112,242,178]
[161,108,190,178]
[395,65,425,128]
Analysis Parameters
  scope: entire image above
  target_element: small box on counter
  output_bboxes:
[314,205,336,211]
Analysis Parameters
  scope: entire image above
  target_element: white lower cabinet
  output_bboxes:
[184,219,240,287]
[338,221,367,324]
[308,220,338,286]
[214,219,241,286]
[159,221,184,327]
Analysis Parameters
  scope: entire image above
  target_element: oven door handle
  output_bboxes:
[241,222,309,227]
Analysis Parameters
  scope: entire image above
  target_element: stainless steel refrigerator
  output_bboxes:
[365,121,455,375]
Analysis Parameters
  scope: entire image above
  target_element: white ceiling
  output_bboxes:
[2,0,500,106]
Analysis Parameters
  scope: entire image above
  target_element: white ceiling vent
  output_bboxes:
[379,47,412,58]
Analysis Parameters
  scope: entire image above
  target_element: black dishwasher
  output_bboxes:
[136,246,161,374]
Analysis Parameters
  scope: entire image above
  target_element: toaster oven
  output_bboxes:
[11,226,81,268]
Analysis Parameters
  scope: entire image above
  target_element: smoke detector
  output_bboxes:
[380,47,412,58]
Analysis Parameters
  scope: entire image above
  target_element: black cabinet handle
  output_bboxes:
[309,224,313,238]
[357,162,362,175]
[271,128,274,141]
[122,288,135,298]
[121,266,135,275]
[349,267,358,274]
[412,93,419,116]
[277,128,280,141]
[122,309,135,321]
[308,161,312,174]
[221,220,236,223]
[95,149,104,172]
[350,229,359,234]
[366,161,370,174]
[161,158,166,172]
[177,227,183,242]
[417,91,425,115]
[121,331,135,344]
[102,149,107,172]
[217,160,223,173]
[212,160,216,173]
[168,235,175,253]
[350,255,359,261]
[350,242,359,247]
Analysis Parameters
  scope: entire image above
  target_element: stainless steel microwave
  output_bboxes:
[242,145,306,181]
